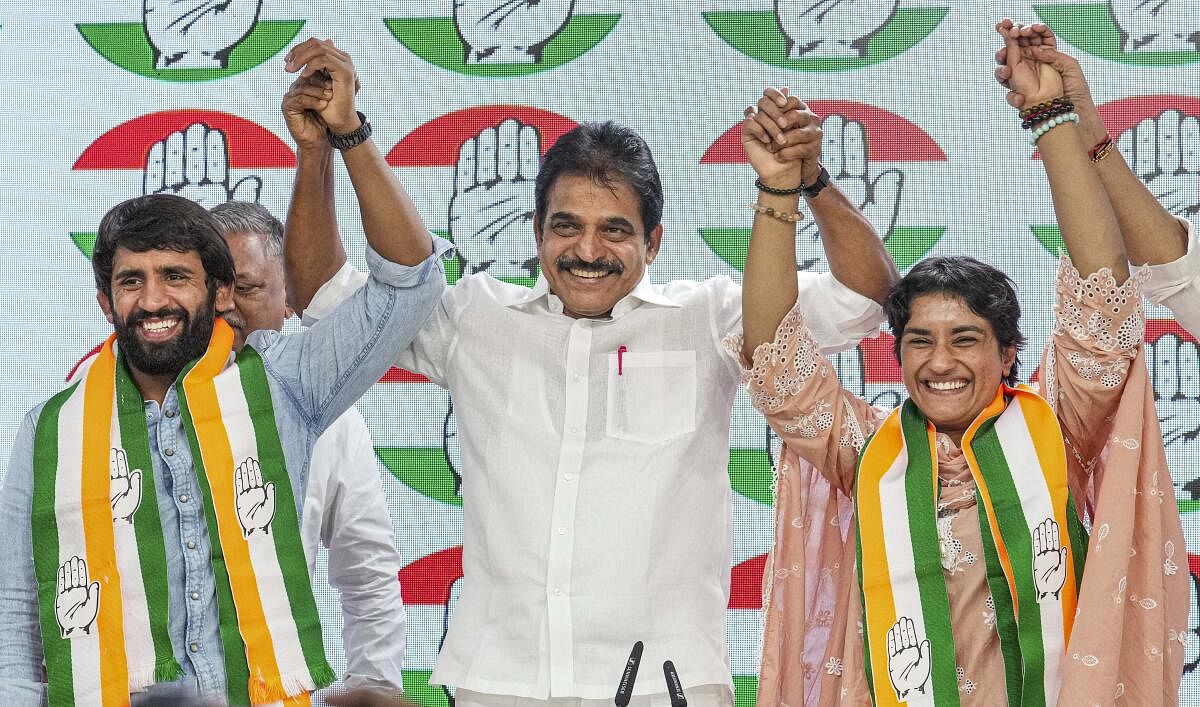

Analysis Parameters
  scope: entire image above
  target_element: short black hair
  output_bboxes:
[93,194,235,298]
[883,257,1026,386]
[535,121,664,241]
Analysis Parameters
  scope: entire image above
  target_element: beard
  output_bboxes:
[113,293,217,378]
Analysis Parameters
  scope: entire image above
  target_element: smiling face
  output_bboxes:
[899,293,1017,443]
[97,246,232,378]
[535,173,662,319]
[221,231,292,351]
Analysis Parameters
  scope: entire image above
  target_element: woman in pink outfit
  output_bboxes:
[736,22,1188,706]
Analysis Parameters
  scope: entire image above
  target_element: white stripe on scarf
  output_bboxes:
[55,378,103,706]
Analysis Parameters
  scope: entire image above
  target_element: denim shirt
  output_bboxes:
[0,240,450,704]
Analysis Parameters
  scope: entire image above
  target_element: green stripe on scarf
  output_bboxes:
[900,402,960,703]
[969,420,1046,707]
[236,346,334,687]
[176,363,253,707]
[32,383,77,706]
[977,498,1023,706]
[115,357,179,682]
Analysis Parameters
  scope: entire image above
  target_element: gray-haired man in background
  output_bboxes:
[210,201,408,695]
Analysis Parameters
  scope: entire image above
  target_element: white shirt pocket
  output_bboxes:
[606,350,697,444]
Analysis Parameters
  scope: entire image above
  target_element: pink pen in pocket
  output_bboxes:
[617,345,628,375]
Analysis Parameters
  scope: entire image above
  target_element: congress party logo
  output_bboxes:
[77,0,303,81]
[1146,320,1200,509]
[69,109,295,259]
[384,1,619,77]
[399,546,462,706]
[704,2,947,71]
[1029,96,1200,257]
[1035,1,1200,66]
[374,105,578,506]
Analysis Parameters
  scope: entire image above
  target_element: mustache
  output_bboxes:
[221,311,247,330]
[556,255,624,275]
[125,307,189,329]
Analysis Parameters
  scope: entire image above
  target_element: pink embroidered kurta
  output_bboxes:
[734,260,1188,705]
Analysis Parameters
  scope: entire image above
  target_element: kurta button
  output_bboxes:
[164,448,175,457]
[570,426,579,434]
[553,587,562,596]
[572,373,581,381]
[557,527,566,535]
[563,473,573,481]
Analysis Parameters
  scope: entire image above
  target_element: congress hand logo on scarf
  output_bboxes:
[854,385,1088,706]
[32,319,334,706]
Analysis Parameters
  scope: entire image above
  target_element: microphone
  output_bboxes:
[663,660,687,707]
[614,641,644,706]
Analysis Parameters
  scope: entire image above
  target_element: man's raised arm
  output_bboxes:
[281,39,435,311]
[740,88,899,359]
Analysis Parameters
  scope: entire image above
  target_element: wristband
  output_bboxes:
[802,165,831,199]
[327,111,372,151]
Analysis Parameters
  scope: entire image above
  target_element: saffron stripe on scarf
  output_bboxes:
[855,416,905,706]
[32,381,77,706]
[80,344,128,706]
[178,375,254,707]
[179,324,286,703]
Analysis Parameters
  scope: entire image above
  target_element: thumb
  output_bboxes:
[129,469,142,489]
[919,639,930,658]
[264,481,276,503]
[1059,547,1069,565]
[1034,45,1078,76]
[87,582,100,602]
[230,175,262,203]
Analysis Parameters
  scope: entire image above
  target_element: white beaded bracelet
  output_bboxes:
[1029,112,1080,145]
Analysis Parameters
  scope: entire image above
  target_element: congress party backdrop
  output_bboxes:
[0,1,1198,704]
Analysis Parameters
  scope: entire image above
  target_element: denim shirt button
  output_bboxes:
[189,643,199,653]
[164,447,175,457]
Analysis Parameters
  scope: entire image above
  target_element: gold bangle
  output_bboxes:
[1091,138,1116,163]
[750,201,804,223]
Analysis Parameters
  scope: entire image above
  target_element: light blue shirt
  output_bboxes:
[0,240,450,704]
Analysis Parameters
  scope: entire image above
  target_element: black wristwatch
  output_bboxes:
[802,165,831,199]
[327,111,372,151]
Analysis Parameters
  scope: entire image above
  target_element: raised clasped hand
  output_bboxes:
[996,19,1066,108]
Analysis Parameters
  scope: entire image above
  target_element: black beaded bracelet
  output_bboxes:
[754,177,805,195]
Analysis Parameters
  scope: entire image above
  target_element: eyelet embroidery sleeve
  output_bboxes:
[1044,255,1148,474]
[725,301,885,497]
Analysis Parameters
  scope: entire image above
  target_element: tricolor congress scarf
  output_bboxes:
[855,385,1087,706]
[32,318,333,706]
